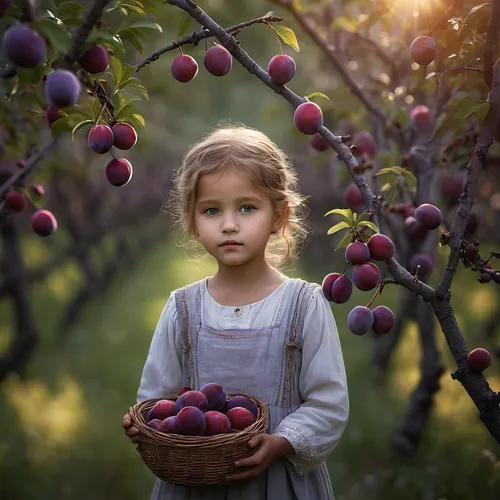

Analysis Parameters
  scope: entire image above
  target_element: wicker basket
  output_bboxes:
[128,392,269,486]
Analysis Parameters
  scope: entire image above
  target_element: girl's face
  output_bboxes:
[193,168,283,268]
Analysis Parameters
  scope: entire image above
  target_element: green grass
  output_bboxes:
[0,237,499,500]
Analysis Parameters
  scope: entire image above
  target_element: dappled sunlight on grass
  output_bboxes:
[44,260,82,301]
[389,322,420,396]
[3,375,86,460]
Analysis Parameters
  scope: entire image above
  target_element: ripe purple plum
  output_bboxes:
[344,183,365,212]
[45,69,80,108]
[199,383,226,411]
[414,203,442,230]
[6,191,25,212]
[2,24,47,68]
[331,275,353,304]
[294,102,323,135]
[367,233,395,261]
[372,305,395,335]
[149,399,177,421]
[410,36,436,66]
[438,171,466,207]
[410,105,434,131]
[176,406,206,436]
[226,407,256,431]
[32,209,57,237]
[105,158,133,187]
[348,306,374,335]
[224,395,258,418]
[204,45,232,76]
[45,105,62,127]
[404,216,427,240]
[409,253,434,280]
[352,131,376,157]
[178,386,192,396]
[204,411,231,436]
[352,263,380,291]
[345,241,370,265]
[111,122,137,150]
[159,415,180,434]
[268,54,296,85]
[175,390,208,413]
[147,418,162,431]
[171,54,198,82]
[321,272,341,302]
[88,124,114,154]
[310,133,329,152]
[467,348,491,372]
[79,44,110,74]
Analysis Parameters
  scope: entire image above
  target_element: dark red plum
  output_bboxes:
[171,54,198,82]
[88,124,114,154]
[414,203,442,230]
[79,44,109,74]
[345,242,370,265]
[111,122,137,150]
[294,102,323,135]
[204,45,232,76]
[331,275,353,304]
[372,305,395,335]
[45,69,80,108]
[199,383,226,411]
[268,54,296,85]
[321,272,341,302]
[410,36,436,66]
[105,158,133,187]
[367,234,395,261]
[2,24,46,68]
[352,263,380,291]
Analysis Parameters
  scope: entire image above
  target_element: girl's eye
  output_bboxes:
[240,205,255,213]
[204,208,218,216]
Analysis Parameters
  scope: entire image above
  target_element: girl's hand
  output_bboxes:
[225,434,295,482]
[122,411,141,444]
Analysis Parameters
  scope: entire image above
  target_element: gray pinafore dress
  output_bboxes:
[150,277,335,500]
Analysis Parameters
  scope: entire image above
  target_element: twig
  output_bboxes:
[67,0,112,63]
[0,137,60,202]
[436,57,500,298]
[135,14,282,73]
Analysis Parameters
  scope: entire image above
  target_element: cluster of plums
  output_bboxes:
[87,123,137,187]
[322,233,396,336]
[145,383,259,437]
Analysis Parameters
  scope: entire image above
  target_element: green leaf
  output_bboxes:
[264,11,275,18]
[115,97,141,116]
[335,231,354,250]
[375,166,405,177]
[456,103,483,119]
[399,169,417,189]
[128,83,149,99]
[57,1,85,21]
[109,55,122,85]
[129,20,163,32]
[381,183,399,204]
[50,115,82,137]
[71,119,94,141]
[306,92,331,104]
[38,19,71,53]
[324,208,354,225]
[119,29,145,53]
[458,2,492,36]
[474,102,491,121]
[273,25,300,52]
[358,221,379,234]
[177,15,195,38]
[327,221,350,235]
[89,31,125,59]
[130,113,145,128]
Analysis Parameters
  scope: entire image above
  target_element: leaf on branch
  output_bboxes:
[119,29,145,53]
[71,120,94,141]
[273,25,300,52]
[336,231,354,250]
[109,55,123,85]
[130,113,145,128]
[327,221,350,235]
[129,20,163,32]
[307,92,331,104]
[358,221,379,234]
[51,115,84,137]
[474,102,490,121]
[456,101,487,119]
[89,31,125,60]
[458,2,492,36]
[38,19,72,53]
[324,208,354,225]
[57,2,85,24]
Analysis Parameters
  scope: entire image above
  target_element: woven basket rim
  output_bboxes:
[129,392,267,446]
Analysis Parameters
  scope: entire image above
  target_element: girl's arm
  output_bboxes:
[272,286,349,475]
[136,293,184,402]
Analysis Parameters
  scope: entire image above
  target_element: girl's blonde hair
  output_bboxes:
[163,122,310,269]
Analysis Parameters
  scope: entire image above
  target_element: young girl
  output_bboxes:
[122,124,349,499]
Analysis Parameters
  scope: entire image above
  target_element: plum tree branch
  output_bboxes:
[268,0,401,142]
[436,57,500,298]
[0,137,60,203]
[135,13,283,73]
[165,0,435,300]
[67,0,112,63]
[483,0,500,87]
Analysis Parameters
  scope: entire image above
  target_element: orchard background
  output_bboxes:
[1,0,500,498]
